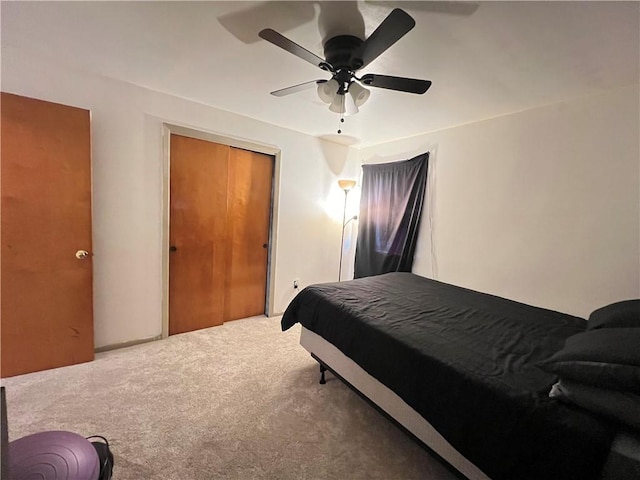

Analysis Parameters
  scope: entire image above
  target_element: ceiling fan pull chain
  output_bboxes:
[337,104,345,134]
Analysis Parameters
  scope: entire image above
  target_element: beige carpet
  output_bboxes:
[2,316,459,480]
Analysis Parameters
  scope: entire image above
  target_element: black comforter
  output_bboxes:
[282,273,615,480]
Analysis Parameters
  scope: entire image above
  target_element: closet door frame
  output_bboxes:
[160,123,281,339]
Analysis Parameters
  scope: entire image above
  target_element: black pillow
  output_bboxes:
[549,379,640,430]
[588,299,640,330]
[539,328,640,392]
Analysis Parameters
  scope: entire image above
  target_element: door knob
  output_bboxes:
[170,246,177,252]
[75,250,90,259]
[262,244,268,248]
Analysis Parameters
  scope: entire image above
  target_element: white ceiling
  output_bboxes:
[2,1,638,147]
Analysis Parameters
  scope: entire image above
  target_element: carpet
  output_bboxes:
[2,316,459,479]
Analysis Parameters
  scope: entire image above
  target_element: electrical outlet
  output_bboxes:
[293,279,299,289]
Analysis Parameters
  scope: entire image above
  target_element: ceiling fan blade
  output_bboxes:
[360,74,432,94]
[271,80,327,97]
[259,28,330,70]
[350,8,415,70]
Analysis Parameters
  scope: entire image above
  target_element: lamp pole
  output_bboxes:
[337,179,357,281]
[339,188,348,281]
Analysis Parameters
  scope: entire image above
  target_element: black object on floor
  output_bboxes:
[88,435,114,480]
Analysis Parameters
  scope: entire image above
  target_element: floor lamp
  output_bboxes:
[338,179,357,281]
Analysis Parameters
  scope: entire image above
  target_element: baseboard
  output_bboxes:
[95,335,162,353]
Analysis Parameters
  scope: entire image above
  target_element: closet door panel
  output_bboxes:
[169,134,229,334]
[225,148,273,322]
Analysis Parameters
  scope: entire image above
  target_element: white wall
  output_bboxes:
[357,85,640,318]
[3,44,637,347]
[2,46,358,348]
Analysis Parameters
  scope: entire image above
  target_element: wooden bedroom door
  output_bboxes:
[168,135,273,335]
[1,92,94,378]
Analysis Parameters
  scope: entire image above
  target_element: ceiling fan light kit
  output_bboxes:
[349,82,371,107]
[328,95,345,114]
[258,8,432,134]
[329,92,359,116]
[317,79,340,103]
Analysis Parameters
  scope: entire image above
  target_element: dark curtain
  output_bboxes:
[354,153,429,278]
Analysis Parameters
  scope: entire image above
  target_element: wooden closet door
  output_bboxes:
[168,135,274,334]
[225,148,273,321]
[169,134,229,335]
[1,92,94,377]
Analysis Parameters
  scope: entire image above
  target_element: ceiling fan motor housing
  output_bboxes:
[323,35,364,71]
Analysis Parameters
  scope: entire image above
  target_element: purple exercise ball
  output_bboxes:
[8,430,99,480]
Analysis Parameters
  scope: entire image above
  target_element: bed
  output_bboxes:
[281,272,640,480]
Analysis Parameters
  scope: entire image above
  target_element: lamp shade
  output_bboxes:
[338,179,357,191]
[344,92,359,115]
[329,93,359,116]
[317,79,339,103]
[349,82,371,107]
[329,94,344,113]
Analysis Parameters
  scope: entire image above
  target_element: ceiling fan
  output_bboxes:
[258,8,431,130]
